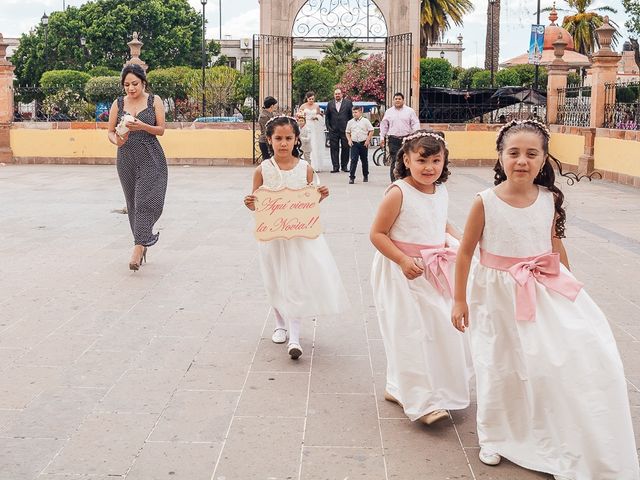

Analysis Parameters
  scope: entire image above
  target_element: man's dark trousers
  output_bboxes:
[388,135,403,182]
[349,141,369,180]
[330,133,350,171]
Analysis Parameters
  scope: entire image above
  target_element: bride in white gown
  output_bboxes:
[298,91,331,172]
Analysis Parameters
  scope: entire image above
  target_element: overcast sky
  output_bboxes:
[0,0,629,68]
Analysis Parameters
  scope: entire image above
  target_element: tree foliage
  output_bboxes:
[185,66,240,116]
[321,39,365,68]
[12,0,203,86]
[471,70,492,88]
[420,58,453,87]
[339,54,386,103]
[293,60,337,104]
[420,0,474,56]
[84,76,122,103]
[40,70,91,96]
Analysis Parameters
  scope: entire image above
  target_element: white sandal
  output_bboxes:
[271,328,287,344]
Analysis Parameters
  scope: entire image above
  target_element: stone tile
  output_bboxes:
[0,437,64,480]
[195,322,263,355]
[310,355,374,394]
[250,337,313,373]
[213,417,303,479]
[235,371,309,417]
[301,446,386,480]
[180,352,252,391]
[0,365,62,409]
[158,309,219,338]
[305,394,381,448]
[134,336,202,371]
[1,386,106,439]
[150,390,239,442]
[58,350,135,388]
[126,441,221,480]
[97,369,182,414]
[45,412,158,476]
[0,348,25,371]
[313,321,369,356]
[380,418,472,479]
[16,334,98,367]
[466,447,550,479]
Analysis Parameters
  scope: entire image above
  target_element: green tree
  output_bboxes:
[471,70,492,88]
[622,0,640,70]
[457,67,482,89]
[185,66,240,116]
[12,0,203,86]
[321,39,364,67]
[420,0,474,57]
[420,58,453,87]
[292,60,337,104]
[495,68,521,87]
[544,0,620,55]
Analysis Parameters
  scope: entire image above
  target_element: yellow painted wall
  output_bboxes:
[445,131,497,160]
[594,137,640,177]
[549,133,583,166]
[10,128,254,158]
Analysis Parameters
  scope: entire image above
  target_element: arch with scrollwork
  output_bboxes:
[292,0,388,39]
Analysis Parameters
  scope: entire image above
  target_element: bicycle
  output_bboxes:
[372,144,391,167]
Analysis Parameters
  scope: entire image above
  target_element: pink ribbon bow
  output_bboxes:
[498,252,583,321]
[392,240,457,297]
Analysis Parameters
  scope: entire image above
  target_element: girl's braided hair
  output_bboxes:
[393,129,450,183]
[495,119,566,238]
[265,115,302,159]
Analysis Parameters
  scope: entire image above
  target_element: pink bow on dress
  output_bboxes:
[392,240,457,297]
[506,252,583,321]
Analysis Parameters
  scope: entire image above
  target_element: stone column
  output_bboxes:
[0,33,15,164]
[546,33,569,125]
[589,17,621,128]
[124,32,148,72]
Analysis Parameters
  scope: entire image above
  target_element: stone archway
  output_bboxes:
[259,0,421,108]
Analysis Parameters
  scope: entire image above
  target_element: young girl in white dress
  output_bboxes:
[452,120,640,480]
[244,116,349,359]
[370,130,472,425]
[298,91,330,172]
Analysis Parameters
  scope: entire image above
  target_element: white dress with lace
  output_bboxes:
[301,106,330,172]
[370,180,472,420]
[469,187,639,479]
[257,158,349,318]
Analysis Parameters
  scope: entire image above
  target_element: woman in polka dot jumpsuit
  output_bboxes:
[107,64,168,271]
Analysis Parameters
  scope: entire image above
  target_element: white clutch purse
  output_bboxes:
[115,114,135,136]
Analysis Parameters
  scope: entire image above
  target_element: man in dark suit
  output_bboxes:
[325,87,353,172]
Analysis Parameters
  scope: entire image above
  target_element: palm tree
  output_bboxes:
[420,0,474,57]
[544,0,620,56]
[484,0,501,72]
[321,39,365,66]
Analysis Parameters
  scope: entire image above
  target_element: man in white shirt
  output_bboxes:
[379,92,420,182]
[345,106,374,184]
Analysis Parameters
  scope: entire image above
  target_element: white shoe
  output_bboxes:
[553,476,572,480]
[271,328,287,344]
[288,343,303,359]
[478,448,501,466]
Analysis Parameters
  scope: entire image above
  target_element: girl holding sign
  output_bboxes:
[244,116,349,359]
[370,130,472,425]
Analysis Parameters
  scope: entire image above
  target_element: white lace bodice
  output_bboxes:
[478,187,555,257]
[301,106,320,122]
[388,180,448,246]
[261,158,309,190]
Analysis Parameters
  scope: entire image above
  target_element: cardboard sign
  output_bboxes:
[254,186,322,241]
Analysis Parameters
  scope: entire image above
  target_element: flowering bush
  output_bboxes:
[42,88,90,120]
[339,54,385,103]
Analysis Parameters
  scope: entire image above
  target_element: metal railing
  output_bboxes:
[604,82,640,130]
[556,85,591,127]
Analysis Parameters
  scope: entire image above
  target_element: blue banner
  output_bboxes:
[528,24,545,65]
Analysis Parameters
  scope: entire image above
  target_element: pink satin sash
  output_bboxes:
[392,239,457,297]
[480,249,584,322]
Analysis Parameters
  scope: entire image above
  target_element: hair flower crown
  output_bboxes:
[265,114,299,128]
[402,131,448,148]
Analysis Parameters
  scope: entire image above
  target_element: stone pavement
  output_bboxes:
[0,163,639,480]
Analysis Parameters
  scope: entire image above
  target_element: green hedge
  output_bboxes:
[85,76,122,103]
[40,70,91,96]
[147,67,194,100]
[420,58,453,88]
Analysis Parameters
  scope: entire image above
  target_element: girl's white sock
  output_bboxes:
[273,308,286,330]
[289,317,301,345]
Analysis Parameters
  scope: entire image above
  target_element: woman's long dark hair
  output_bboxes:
[120,64,147,87]
[495,120,566,238]
[393,130,450,184]
[265,116,302,159]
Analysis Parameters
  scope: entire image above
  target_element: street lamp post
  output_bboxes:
[201,0,207,117]
[440,50,445,59]
[219,0,222,40]
[41,12,49,71]
[534,0,541,90]
[489,0,495,87]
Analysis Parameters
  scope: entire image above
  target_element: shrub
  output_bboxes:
[40,70,91,96]
[85,76,122,103]
[147,67,194,100]
[420,58,453,88]
[184,66,241,116]
[293,60,337,104]
[88,66,120,77]
[339,54,385,103]
[457,67,483,89]
[42,88,90,120]
[617,86,639,103]
[495,68,522,87]
[471,70,492,88]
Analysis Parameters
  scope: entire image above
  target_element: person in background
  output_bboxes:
[379,92,420,182]
[258,96,278,161]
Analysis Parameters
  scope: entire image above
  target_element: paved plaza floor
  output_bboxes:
[1,162,639,480]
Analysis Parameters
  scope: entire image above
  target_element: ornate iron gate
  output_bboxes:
[252,34,294,163]
[386,33,413,107]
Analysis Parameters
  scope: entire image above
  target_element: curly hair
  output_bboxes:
[393,130,450,184]
[494,120,567,238]
[265,116,302,159]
